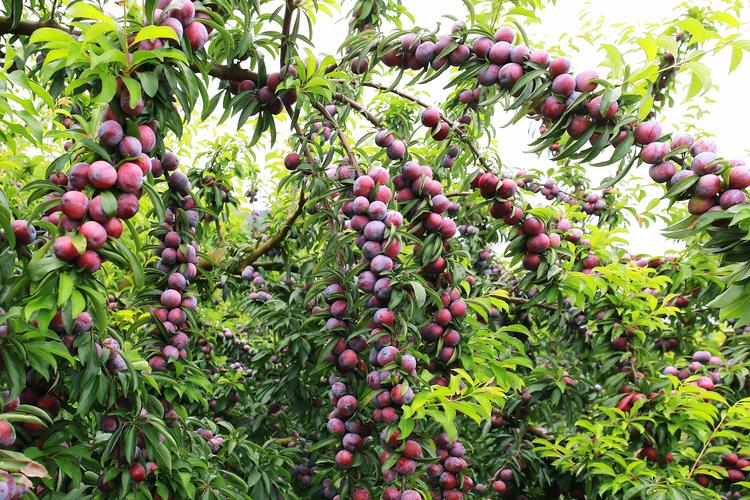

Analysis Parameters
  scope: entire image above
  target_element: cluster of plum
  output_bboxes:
[661,350,724,391]
[291,463,316,489]
[372,25,615,139]
[96,400,178,494]
[472,169,603,271]
[378,29,471,74]
[394,162,458,252]
[40,109,155,272]
[195,335,215,363]
[695,453,750,489]
[651,52,678,106]
[516,170,611,217]
[636,445,674,466]
[392,158,484,498]
[480,468,515,495]
[326,375,371,478]
[196,427,225,453]
[0,385,64,497]
[440,144,463,169]
[216,327,256,357]
[419,108,455,143]
[421,433,473,499]
[148,173,200,373]
[227,66,298,115]
[317,166,416,492]
[640,125,750,214]
[419,287,467,369]
[241,265,273,302]
[0,469,24,499]
[144,0,212,52]
[374,129,408,161]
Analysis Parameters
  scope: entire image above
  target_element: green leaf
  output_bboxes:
[121,77,142,108]
[137,71,159,97]
[57,273,74,306]
[133,26,179,44]
[109,239,144,288]
[66,3,116,26]
[29,28,75,44]
[101,191,118,217]
[411,281,426,308]
[730,46,743,73]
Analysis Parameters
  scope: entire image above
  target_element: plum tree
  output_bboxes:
[0,0,750,499]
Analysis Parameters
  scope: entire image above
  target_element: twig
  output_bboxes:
[688,408,728,477]
[314,102,359,170]
[504,295,557,312]
[333,92,383,129]
[336,78,492,172]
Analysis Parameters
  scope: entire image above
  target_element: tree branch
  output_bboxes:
[0,16,259,82]
[333,92,383,129]
[279,0,295,66]
[237,189,306,269]
[335,78,492,172]
[314,102,359,170]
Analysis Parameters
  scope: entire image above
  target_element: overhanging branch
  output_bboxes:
[236,189,306,269]
[0,16,259,82]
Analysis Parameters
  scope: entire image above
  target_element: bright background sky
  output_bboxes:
[215,0,750,257]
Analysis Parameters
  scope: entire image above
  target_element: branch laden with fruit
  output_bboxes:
[1,0,750,499]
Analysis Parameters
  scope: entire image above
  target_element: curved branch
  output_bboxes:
[0,17,65,36]
[335,78,492,172]
[333,92,383,129]
[237,190,306,269]
[0,16,259,82]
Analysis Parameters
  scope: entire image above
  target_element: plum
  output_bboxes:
[117,193,140,219]
[478,64,500,86]
[120,91,145,116]
[575,70,599,92]
[60,190,89,220]
[552,73,576,97]
[54,235,82,261]
[11,220,36,245]
[89,161,118,189]
[640,142,670,164]
[97,120,124,147]
[720,189,747,209]
[494,27,515,43]
[118,136,142,157]
[73,250,100,272]
[497,63,523,88]
[80,221,108,249]
[729,165,750,189]
[634,121,663,145]
[649,162,676,183]
[694,174,721,198]
[541,96,565,120]
[185,21,208,50]
[472,37,493,58]
[691,152,720,175]
[588,95,618,121]
[489,42,511,65]
[549,57,571,77]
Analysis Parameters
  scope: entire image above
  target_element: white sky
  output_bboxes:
[226,0,750,256]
